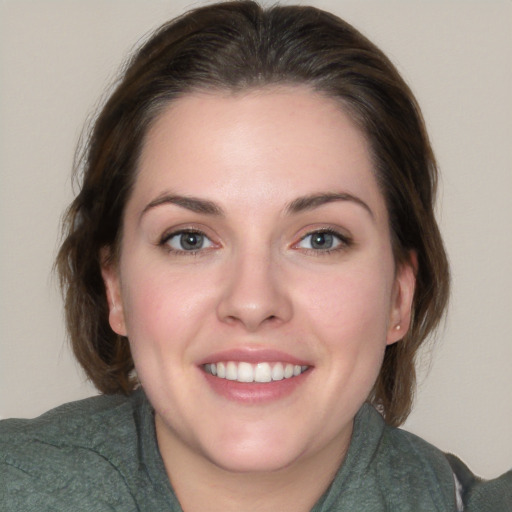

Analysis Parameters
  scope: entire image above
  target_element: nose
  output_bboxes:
[216,247,293,332]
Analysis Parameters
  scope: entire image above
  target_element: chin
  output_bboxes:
[198,424,306,474]
[206,445,302,474]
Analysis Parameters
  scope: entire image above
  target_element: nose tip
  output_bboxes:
[216,256,292,331]
[222,306,280,332]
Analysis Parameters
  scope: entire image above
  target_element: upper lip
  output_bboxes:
[198,347,311,367]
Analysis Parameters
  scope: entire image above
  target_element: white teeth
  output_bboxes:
[226,361,237,380]
[254,363,272,383]
[217,362,226,378]
[237,362,254,382]
[204,361,308,383]
[271,362,284,381]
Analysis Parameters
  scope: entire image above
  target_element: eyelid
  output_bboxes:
[159,226,220,255]
[291,227,353,253]
[160,227,205,243]
[157,221,218,244]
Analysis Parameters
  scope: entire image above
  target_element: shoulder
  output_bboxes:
[380,416,455,483]
[0,391,143,458]
[368,408,458,510]
[0,391,147,511]
[315,405,459,511]
[445,453,512,512]
[369,408,512,512]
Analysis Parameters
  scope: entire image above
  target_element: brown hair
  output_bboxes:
[57,0,449,426]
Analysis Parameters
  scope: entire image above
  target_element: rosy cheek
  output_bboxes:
[122,267,212,339]
[297,268,390,340]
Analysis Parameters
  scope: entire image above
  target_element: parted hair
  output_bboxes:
[57,0,449,427]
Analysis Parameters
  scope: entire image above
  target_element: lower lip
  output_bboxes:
[201,368,311,404]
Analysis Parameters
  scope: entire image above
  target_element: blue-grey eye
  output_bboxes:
[166,231,213,251]
[297,231,342,251]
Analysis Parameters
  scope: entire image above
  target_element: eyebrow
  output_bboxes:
[141,194,225,218]
[285,192,374,218]
[140,191,374,220]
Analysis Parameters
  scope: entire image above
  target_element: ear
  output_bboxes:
[100,247,127,337]
[386,251,417,345]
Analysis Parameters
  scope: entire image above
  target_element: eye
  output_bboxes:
[295,230,349,252]
[162,230,214,253]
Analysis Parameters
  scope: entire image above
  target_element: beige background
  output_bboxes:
[1,0,510,479]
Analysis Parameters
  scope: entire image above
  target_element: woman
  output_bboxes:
[1,1,510,510]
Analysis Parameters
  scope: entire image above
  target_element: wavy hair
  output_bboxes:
[56,0,450,426]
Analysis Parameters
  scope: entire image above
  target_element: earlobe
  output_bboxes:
[387,252,417,345]
[100,248,127,337]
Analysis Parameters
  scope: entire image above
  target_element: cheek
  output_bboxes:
[296,262,394,343]
[119,264,217,352]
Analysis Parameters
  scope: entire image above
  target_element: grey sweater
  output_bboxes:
[1,389,510,511]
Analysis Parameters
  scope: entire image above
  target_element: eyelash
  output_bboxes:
[294,228,352,256]
[158,227,352,256]
[159,229,215,256]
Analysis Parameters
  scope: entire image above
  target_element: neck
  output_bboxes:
[155,415,352,512]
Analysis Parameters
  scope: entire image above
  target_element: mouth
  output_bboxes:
[203,361,310,383]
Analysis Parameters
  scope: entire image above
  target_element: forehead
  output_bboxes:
[132,86,386,220]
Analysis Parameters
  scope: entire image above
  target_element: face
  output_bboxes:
[103,87,415,475]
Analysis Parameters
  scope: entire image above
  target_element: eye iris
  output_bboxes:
[180,232,203,250]
[311,232,333,249]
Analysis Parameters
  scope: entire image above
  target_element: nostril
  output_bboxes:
[216,279,294,329]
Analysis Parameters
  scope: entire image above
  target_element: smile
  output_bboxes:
[203,361,309,383]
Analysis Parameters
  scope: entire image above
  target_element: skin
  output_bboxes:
[102,86,415,512]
